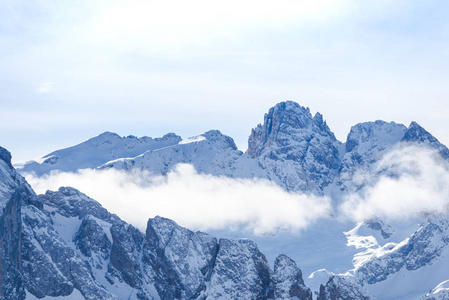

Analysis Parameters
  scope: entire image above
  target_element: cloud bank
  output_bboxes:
[25,164,331,235]
[340,146,449,221]
[24,146,449,234]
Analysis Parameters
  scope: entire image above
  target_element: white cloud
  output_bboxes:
[25,164,331,235]
[22,145,449,234]
[340,146,449,221]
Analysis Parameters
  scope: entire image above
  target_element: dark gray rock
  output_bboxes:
[109,222,144,288]
[317,275,376,300]
[402,121,449,159]
[0,147,13,169]
[74,216,112,260]
[41,187,118,221]
[0,191,25,300]
[366,219,394,239]
[272,254,312,300]
[144,216,218,299]
[247,101,342,193]
[207,238,272,299]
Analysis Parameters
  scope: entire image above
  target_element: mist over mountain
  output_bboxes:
[2,101,449,299]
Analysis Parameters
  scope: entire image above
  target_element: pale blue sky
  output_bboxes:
[1,0,449,162]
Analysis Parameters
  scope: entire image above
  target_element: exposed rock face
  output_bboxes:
[143,216,218,299]
[0,146,13,169]
[207,238,272,299]
[317,276,377,300]
[0,191,25,300]
[0,147,34,300]
[74,216,112,261]
[247,101,342,194]
[272,254,312,300]
[402,121,449,159]
[365,218,394,239]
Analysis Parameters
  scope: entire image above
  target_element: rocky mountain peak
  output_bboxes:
[403,121,439,144]
[402,121,449,159]
[247,101,331,158]
[162,132,182,140]
[344,121,407,153]
[201,130,238,150]
[247,101,341,193]
[273,254,312,299]
[95,131,122,141]
[0,146,12,169]
[318,276,377,300]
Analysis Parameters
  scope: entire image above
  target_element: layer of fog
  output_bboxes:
[340,146,449,222]
[24,145,449,235]
[26,164,331,235]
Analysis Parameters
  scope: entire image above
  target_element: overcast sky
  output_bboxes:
[1,0,449,163]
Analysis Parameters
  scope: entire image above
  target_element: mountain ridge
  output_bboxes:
[6,100,449,299]
[16,101,449,196]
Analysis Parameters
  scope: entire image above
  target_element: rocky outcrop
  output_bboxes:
[317,275,376,300]
[143,216,218,299]
[0,191,25,300]
[207,238,272,299]
[402,121,449,159]
[272,254,312,300]
[247,101,342,194]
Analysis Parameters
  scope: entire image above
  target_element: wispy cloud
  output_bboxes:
[25,164,331,234]
[340,146,449,221]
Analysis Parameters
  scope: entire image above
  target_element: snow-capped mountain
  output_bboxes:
[0,148,315,299]
[15,132,182,176]
[101,130,269,180]
[17,101,449,196]
[247,101,342,194]
[337,120,407,192]
[9,100,449,299]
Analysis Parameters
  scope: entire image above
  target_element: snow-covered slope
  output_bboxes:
[101,130,269,180]
[353,214,449,300]
[10,100,449,300]
[317,275,376,300]
[16,132,182,176]
[422,280,449,300]
[337,120,407,192]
